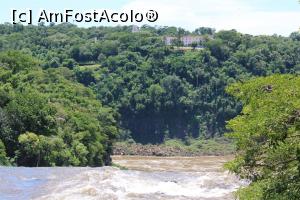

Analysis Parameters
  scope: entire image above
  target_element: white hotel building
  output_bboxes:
[164,36,204,46]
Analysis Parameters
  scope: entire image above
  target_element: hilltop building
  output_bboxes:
[164,35,204,46]
[165,36,176,45]
[132,25,140,33]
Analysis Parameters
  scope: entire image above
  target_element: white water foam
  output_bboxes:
[37,167,246,200]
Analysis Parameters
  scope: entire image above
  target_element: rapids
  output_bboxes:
[0,156,247,200]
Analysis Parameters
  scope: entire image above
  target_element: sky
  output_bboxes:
[0,0,300,36]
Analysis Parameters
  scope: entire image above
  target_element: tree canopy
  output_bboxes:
[0,51,117,166]
[226,74,300,200]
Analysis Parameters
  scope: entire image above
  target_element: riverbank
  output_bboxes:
[113,138,235,157]
[112,155,234,172]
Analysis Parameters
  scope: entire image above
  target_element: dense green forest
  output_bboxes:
[1,23,300,168]
[1,23,300,144]
[0,51,117,166]
[226,75,300,200]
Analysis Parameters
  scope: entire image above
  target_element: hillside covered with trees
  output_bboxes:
[1,23,300,167]
[0,51,117,166]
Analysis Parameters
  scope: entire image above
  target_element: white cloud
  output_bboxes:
[121,0,300,36]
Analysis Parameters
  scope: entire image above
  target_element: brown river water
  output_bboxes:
[0,156,247,200]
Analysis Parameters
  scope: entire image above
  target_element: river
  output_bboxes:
[0,156,247,200]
